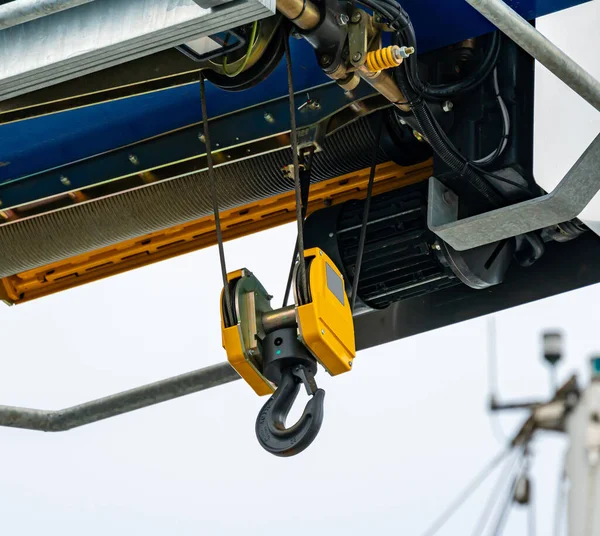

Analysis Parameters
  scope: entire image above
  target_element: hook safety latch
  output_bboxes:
[255,364,325,457]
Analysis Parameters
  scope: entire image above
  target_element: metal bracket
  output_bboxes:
[348,9,369,68]
[428,133,600,251]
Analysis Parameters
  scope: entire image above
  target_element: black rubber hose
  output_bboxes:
[392,23,500,100]
[423,32,502,99]
[362,0,504,204]
[395,69,504,206]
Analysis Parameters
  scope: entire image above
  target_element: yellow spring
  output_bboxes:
[365,46,403,72]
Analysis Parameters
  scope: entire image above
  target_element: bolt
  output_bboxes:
[248,349,255,357]
[263,112,275,124]
[291,28,303,39]
[399,46,415,59]
[399,118,407,125]
[309,99,321,110]
[215,143,220,148]
[392,47,403,62]
[432,243,441,251]
[319,54,332,67]
[442,100,454,113]
[60,175,71,186]
[349,361,353,367]
[352,52,362,63]
[442,190,454,205]
[329,232,334,238]
[246,148,251,154]
[128,154,140,166]
[351,11,361,23]
[413,130,425,142]
[198,133,205,143]
[321,329,325,335]
[336,13,350,25]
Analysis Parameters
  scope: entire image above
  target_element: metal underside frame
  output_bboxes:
[428,0,600,251]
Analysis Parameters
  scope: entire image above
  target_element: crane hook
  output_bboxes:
[255,364,325,457]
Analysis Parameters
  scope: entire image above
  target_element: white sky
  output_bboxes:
[0,2,599,535]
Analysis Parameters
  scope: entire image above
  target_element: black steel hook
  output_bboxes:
[255,365,325,457]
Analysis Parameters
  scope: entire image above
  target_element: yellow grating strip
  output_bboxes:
[0,160,433,304]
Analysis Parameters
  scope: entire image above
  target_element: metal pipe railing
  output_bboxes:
[465,0,600,112]
[0,0,95,30]
[0,362,240,432]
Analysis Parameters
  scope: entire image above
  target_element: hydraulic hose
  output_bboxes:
[423,32,502,99]
[393,24,501,100]
[395,68,504,206]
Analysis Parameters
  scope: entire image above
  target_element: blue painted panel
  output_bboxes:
[0,0,588,183]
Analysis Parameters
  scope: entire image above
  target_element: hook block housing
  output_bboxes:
[296,248,356,376]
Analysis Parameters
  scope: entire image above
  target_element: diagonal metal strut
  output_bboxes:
[428,133,600,250]
[465,0,600,112]
[0,362,240,432]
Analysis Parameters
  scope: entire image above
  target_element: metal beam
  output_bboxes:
[0,0,274,101]
[428,133,600,251]
[0,362,240,432]
[465,0,600,111]
[0,0,95,30]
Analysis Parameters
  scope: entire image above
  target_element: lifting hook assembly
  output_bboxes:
[256,363,325,457]
[256,326,325,456]
[220,249,356,456]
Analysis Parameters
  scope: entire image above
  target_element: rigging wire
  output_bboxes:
[350,112,384,312]
[470,448,523,536]
[199,73,233,326]
[488,452,528,536]
[282,241,299,307]
[283,35,309,304]
[283,155,313,307]
[419,448,513,536]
